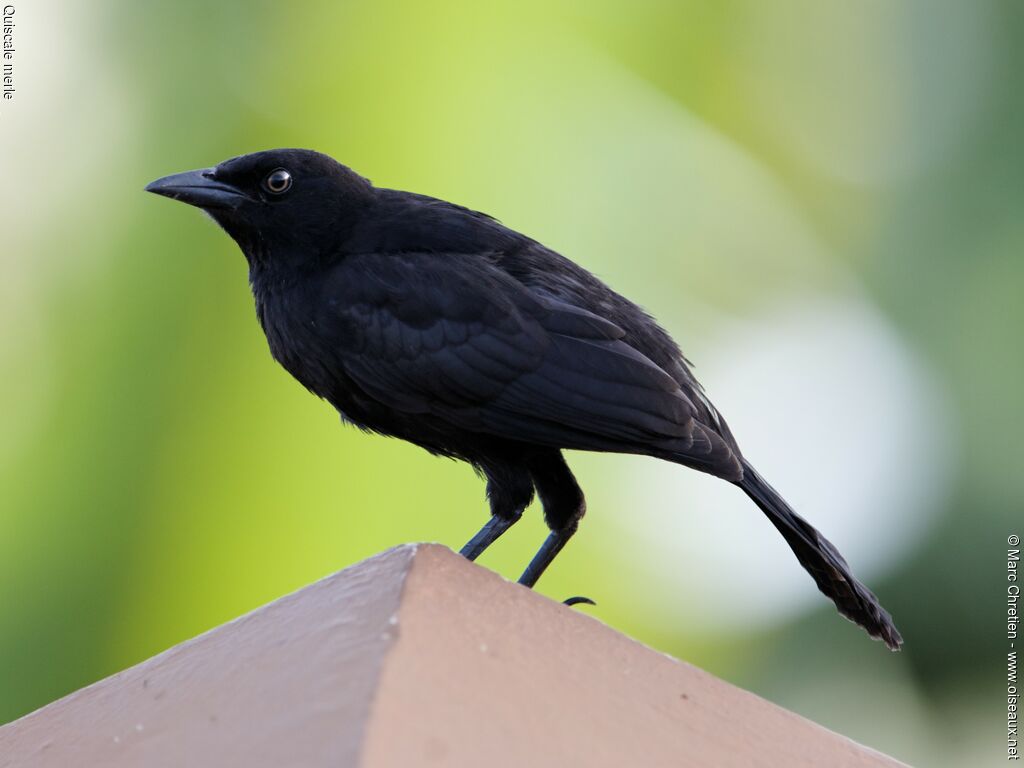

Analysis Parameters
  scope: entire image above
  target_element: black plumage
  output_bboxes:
[146,149,902,650]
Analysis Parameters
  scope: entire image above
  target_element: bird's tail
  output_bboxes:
[737,460,903,650]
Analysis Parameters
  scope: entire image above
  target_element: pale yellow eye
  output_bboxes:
[264,168,292,194]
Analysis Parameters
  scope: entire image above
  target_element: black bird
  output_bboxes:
[146,149,902,650]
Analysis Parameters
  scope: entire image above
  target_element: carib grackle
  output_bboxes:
[146,149,901,649]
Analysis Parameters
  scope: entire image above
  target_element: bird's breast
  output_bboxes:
[254,283,339,396]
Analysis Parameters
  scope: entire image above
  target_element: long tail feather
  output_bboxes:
[738,461,903,650]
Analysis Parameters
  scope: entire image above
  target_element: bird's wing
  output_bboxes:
[321,253,732,463]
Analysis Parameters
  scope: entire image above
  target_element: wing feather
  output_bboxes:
[322,253,732,461]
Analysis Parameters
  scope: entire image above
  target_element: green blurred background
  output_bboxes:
[2,1,1019,763]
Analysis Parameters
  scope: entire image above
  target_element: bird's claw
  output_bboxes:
[563,595,596,607]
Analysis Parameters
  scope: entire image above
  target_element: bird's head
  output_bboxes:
[145,149,374,265]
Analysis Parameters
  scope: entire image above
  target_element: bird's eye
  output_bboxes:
[263,168,292,195]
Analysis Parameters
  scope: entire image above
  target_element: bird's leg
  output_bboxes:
[518,524,578,587]
[460,461,533,562]
[519,449,587,590]
[460,513,519,561]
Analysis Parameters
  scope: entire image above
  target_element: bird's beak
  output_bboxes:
[144,168,248,210]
